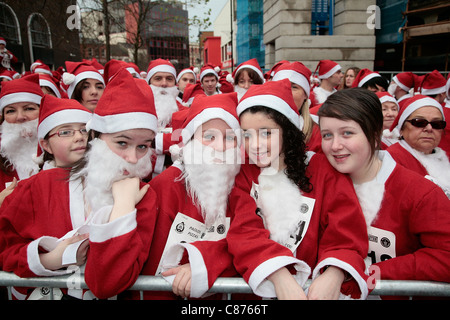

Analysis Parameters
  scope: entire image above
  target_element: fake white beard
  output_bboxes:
[0,119,40,179]
[180,139,241,227]
[234,85,248,101]
[77,138,154,213]
[150,85,180,129]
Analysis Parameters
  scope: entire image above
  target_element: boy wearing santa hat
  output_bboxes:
[131,92,242,299]
[0,69,159,300]
[199,63,221,96]
[311,59,343,106]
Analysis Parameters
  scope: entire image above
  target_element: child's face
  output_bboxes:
[240,111,283,168]
[100,128,155,164]
[41,123,88,167]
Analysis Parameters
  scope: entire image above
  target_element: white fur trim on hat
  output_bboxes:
[181,107,240,145]
[235,65,264,82]
[392,75,410,92]
[397,97,445,131]
[39,79,61,98]
[358,73,381,87]
[421,85,446,96]
[237,94,301,129]
[379,95,398,108]
[87,112,158,134]
[0,39,6,45]
[34,68,53,76]
[38,109,93,139]
[272,70,310,98]
[0,92,42,111]
[200,68,218,81]
[67,71,105,99]
[176,69,196,83]
[145,64,177,84]
[319,64,341,79]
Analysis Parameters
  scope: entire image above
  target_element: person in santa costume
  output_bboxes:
[352,68,389,93]
[0,74,43,203]
[376,91,399,149]
[0,37,18,74]
[386,95,450,198]
[0,68,158,300]
[387,71,415,107]
[226,58,264,101]
[416,70,450,158]
[199,63,221,96]
[145,59,188,178]
[176,66,198,104]
[38,73,67,98]
[318,88,450,299]
[34,94,92,170]
[311,59,343,106]
[62,61,105,112]
[226,79,369,300]
[126,92,242,300]
[271,61,322,153]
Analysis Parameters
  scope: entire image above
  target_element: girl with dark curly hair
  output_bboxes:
[226,79,370,300]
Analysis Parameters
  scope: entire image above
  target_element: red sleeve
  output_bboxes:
[84,185,158,299]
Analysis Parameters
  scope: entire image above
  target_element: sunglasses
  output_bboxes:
[405,118,446,130]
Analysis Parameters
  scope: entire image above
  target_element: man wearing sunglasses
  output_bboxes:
[387,95,450,198]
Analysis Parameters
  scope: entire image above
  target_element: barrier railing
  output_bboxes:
[1,271,450,299]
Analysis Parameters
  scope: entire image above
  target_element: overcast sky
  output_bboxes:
[187,0,227,42]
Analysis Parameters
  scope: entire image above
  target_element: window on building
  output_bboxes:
[0,3,20,44]
[311,0,334,35]
[28,13,52,48]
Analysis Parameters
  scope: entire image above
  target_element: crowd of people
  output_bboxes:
[0,33,449,300]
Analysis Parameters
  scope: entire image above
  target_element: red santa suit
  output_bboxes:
[130,163,239,300]
[0,168,157,300]
[226,152,370,299]
[353,151,450,299]
[387,140,450,198]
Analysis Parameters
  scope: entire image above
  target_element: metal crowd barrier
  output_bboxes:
[1,270,450,299]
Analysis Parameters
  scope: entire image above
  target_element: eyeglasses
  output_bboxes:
[405,118,446,130]
[48,128,89,138]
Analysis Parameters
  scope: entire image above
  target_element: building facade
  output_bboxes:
[0,0,81,72]
[263,0,377,72]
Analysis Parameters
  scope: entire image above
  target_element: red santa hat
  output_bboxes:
[83,58,104,75]
[176,66,199,83]
[0,70,14,81]
[181,82,206,106]
[314,59,341,80]
[237,78,300,129]
[230,58,264,84]
[264,60,288,81]
[31,61,53,76]
[419,70,446,96]
[446,73,450,99]
[272,61,312,98]
[218,70,234,93]
[87,68,157,134]
[0,74,44,112]
[145,58,177,84]
[376,91,399,110]
[352,68,382,88]
[180,92,239,145]
[0,37,6,46]
[38,73,64,98]
[392,72,415,92]
[62,61,105,99]
[199,63,220,82]
[104,59,140,84]
[389,94,445,134]
[37,94,91,141]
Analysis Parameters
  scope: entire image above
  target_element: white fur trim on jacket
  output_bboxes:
[248,256,310,298]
